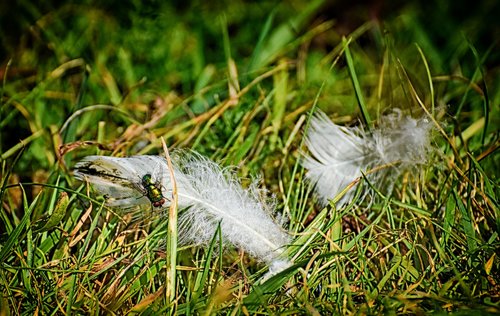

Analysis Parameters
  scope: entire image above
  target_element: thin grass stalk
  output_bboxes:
[415,44,435,115]
[0,129,44,162]
[467,41,492,145]
[97,121,106,155]
[162,137,178,312]
[343,36,373,131]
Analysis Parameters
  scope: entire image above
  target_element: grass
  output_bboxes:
[1,0,499,314]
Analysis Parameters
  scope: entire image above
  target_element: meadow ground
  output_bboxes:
[0,0,499,314]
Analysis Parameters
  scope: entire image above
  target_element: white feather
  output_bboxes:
[74,151,291,273]
[303,109,433,205]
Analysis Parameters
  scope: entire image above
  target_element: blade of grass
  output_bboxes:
[247,0,324,70]
[369,255,402,299]
[270,59,288,150]
[66,202,105,314]
[467,40,492,145]
[220,14,240,100]
[453,188,478,253]
[343,37,372,130]
[455,40,492,145]
[0,58,12,155]
[415,44,435,115]
[244,252,345,310]
[247,10,276,73]
[0,187,41,263]
[190,224,222,311]
[0,129,44,162]
[162,137,178,313]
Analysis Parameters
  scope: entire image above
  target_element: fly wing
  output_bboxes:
[125,156,167,174]
[74,156,147,208]
[129,155,171,197]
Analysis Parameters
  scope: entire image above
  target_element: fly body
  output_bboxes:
[141,174,166,207]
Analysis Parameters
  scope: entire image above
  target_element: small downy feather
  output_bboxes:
[74,151,291,275]
[303,109,433,206]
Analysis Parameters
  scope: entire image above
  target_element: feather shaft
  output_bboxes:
[177,192,279,250]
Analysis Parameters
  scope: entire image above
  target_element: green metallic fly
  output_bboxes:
[140,173,167,208]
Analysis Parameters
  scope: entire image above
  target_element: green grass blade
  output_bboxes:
[191,224,221,309]
[0,187,40,263]
[453,189,478,252]
[415,44,435,115]
[343,37,372,130]
[247,0,324,70]
[247,10,276,73]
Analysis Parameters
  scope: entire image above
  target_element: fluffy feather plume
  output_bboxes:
[303,109,433,205]
[74,152,290,272]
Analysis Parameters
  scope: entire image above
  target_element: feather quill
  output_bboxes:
[303,109,433,205]
[74,152,290,274]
